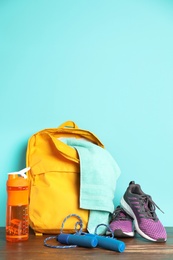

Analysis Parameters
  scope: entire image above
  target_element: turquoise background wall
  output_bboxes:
[0,0,173,227]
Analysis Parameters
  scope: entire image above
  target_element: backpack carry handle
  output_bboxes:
[58,121,79,129]
[47,134,80,163]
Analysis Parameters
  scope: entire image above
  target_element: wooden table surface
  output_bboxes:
[0,227,173,260]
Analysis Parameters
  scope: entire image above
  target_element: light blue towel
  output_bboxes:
[61,138,121,234]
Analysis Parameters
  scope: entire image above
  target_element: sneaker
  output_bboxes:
[108,206,134,237]
[120,181,167,242]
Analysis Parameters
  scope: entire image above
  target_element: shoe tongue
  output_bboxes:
[119,211,126,217]
[113,208,127,220]
[119,209,131,220]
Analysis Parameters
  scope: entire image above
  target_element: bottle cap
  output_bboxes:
[8,167,30,179]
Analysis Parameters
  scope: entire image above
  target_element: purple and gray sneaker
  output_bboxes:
[108,206,134,238]
[120,181,167,242]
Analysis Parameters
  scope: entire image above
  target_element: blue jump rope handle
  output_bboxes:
[96,235,125,253]
[57,233,98,248]
[85,233,126,253]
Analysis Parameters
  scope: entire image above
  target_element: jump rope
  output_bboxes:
[44,214,126,252]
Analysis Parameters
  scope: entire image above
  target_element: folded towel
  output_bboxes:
[61,138,121,234]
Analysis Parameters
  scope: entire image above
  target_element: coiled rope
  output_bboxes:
[44,214,83,249]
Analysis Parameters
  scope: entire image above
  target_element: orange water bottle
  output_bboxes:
[6,167,30,242]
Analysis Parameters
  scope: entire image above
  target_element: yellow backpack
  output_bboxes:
[26,121,104,235]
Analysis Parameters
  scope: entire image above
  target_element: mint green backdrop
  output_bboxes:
[0,0,173,227]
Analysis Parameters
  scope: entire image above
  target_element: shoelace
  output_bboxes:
[111,207,132,221]
[139,194,164,220]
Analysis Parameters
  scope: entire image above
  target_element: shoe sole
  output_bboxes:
[120,197,164,242]
[106,229,134,238]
